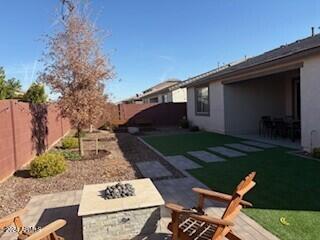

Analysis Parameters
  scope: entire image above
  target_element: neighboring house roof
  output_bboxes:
[140,80,181,98]
[120,95,142,103]
[181,34,320,87]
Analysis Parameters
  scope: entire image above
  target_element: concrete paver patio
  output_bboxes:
[241,140,276,149]
[225,143,263,152]
[208,146,247,158]
[1,190,83,240]
[187,150,225,163]
[166,155,202,170]
[136,161,172,179]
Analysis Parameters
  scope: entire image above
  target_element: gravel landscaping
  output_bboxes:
[0,130,183,218]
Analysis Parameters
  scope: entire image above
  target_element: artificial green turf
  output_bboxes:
[143,133,320,240]
[143,131,242,155]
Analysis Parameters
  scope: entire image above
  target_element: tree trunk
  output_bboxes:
[77,127,84,156]
[89,124,93,133]
[95,138,98,155]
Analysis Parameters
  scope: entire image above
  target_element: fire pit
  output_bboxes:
[104,182,135,199]
[78,179,164,240]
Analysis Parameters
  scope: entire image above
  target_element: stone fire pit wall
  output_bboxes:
[78,179,165,240]
[82,207,160,239]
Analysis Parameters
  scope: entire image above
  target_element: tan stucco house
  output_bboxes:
[180,34,320,152]
[139,80,187,104]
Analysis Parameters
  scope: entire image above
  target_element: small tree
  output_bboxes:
[0,68,6,99]
[39,0,114,155]
[23,83,47,104]
[0,67,22,99]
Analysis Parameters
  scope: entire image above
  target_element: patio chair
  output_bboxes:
[259,116,274,137]
[273,118,287,138]
[166,172,256,240]
[0,208,66,240]
[289,121,301,142]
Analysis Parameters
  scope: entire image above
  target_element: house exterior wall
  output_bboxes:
[142,95,163,103]
[186,53,320,152]
[187,81,225,133]
[224,77,286,135]
[171,88,187,102]
[142,88,186,103]
[300,54,320,151]
[284,78,293,116]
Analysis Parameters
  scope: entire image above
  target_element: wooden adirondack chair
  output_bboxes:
[166,172,256,240]
[0,208,66,240]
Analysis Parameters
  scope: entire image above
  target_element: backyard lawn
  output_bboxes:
[143,132,320,240]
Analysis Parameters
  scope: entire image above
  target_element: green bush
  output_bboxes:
[61,150,81,161]
[179,117,189,129]
[61,137,79,149]
[190,125,199,132]
[313,148,320,158]
[30,152,66,178]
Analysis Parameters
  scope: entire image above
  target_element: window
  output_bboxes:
[195,86,209,115]
[149,97,158,103]
[162,94,168,103]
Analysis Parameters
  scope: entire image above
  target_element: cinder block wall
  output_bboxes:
[0,100,71,181]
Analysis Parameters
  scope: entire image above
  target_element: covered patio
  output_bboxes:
[223,67,302,149]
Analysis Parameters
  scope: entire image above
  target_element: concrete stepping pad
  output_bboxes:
[136,161,172,178]
[242,141,276,149]
[187,151,225,163]
[208,146,247,158]
[166,155,202,170]
[225,143,263,152]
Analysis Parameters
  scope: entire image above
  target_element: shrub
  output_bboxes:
[313,148,320,158]
[61,137,79,149]
[61,150,81,161]
[190,126,199,132]
[179,117,189,129]
[30,152,66,178]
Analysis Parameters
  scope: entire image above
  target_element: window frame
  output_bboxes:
[149,97,159,103]
[195,85,210,116]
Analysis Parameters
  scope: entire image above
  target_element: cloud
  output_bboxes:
[158,55,175,63]
[159,66,175,82]
[157,55,176,81]
[5,60,41,90]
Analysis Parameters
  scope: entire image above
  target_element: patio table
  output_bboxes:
[259,117,300,141]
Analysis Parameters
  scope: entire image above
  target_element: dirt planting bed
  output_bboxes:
[0,130,183,218]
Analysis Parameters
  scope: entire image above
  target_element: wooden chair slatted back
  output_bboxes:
[212,172,256,240]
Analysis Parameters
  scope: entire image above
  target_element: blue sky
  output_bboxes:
[1,0,320,102]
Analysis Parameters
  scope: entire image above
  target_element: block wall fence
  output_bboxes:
[0,100,71,181]
[117,103,187,126]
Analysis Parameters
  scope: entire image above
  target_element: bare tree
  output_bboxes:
[40,0,114,155]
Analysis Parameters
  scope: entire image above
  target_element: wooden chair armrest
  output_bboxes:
[0,209,27,228]
[25,219,66,240]
[165,203,198,214]
[192,188,253,207]
[189,214,234,226]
